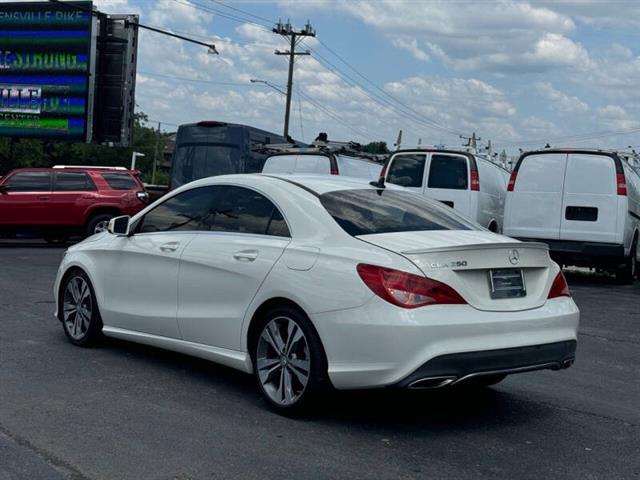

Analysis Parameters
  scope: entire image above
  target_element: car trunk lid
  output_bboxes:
[358,230,553,312]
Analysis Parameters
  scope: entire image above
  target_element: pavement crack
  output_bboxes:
[0,423,92,480]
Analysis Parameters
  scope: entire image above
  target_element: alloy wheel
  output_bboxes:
[63,276,93,340]
[256,316,311,406]
[93,220,110,234]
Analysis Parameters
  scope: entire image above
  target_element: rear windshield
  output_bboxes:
[319,189,475,236]
[173,145,240,186]
[101,173,138,190]
[427,154,468,190]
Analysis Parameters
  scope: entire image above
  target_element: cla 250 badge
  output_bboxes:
[429,260,468,269]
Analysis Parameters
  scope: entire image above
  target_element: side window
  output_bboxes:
[204,186,290,237]
[138,186,215,233]
[386,154,426,187]
[6,172,51,192]
[427,155,468,190]
[101,173,138,190]
[54,172,97,192]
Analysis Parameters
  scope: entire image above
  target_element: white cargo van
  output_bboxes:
[380,149,510,232]
[262,151,382,180]
[504,149,640,283]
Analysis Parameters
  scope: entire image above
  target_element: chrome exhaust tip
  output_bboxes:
[561,358,575,369]
[408,376,457,389]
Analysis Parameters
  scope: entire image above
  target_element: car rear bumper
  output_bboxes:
[312,296,579,390]
[393,340,576,389]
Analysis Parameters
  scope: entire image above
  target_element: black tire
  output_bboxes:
[251,305,329,416]
[86,213,115,237]
[616,240,637,285]
[59,269,103,347]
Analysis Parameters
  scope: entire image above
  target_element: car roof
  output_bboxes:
[186,173,399,196]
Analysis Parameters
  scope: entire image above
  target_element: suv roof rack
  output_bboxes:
[52,165,129,170]
[253,138,386,164]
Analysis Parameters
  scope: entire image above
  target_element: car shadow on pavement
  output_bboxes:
[98,335,550,432]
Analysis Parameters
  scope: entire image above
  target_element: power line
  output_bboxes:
[296,88,371,140]
[206,0,275,25]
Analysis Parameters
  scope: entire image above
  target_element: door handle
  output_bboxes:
[159,242,179,252]
[233,249,258,262]
[38,196,49,200]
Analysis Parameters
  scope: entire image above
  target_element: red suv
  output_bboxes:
[0,166,149,243]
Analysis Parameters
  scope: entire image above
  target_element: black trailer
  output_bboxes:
[169,121,287,189]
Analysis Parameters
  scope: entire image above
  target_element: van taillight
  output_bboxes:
[331,165,339,175]
[470,169,480,191]
[617,173,627,196]
[507,170,517,192]
[548,271,571,299]
[380,162,388,178]
[356,264,466,308]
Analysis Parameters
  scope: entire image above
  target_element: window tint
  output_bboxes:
[320,189,475,236]
[138,185,290,237]
[173,145,240,187]
[54,172,96,191]
[427,154,468,190]
[386,154,426,187]
[6,172,51,192]
[204,186,290,236]
[139,187,216,233]
[102,173,138,190]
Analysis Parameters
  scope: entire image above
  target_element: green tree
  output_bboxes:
[361,141,389,154]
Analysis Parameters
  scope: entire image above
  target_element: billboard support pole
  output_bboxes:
[151,122,161,184]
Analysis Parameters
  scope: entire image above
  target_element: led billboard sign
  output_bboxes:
[0,2,94,141]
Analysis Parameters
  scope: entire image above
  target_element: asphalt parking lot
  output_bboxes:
[0,242,638,480]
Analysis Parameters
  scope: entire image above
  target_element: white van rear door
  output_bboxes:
[560,153,618,243]
[385,153,427,194]
[507,153,567,240]
[424,153,472,217]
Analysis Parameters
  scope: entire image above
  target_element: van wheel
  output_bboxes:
[616,240,637,284]
[86,213,115,237]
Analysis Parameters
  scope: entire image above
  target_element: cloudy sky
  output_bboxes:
[95,0,640,153]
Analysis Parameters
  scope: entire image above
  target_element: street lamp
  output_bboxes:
[250,78,287,96]
[130,152,145,170]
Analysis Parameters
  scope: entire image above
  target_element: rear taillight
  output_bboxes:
[507,170,517,192]
[379,162,388,179]
[356,264,466,308]
[548,271,571,298]
[470,169,480,191]
[330,165,339,175]
[617,173,627,196]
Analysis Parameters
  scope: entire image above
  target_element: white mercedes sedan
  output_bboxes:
[54,174,579,414]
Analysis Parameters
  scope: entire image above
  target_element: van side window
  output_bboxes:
[427,155,468,190]
[387,154,426,187]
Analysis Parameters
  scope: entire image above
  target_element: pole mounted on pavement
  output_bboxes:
[273,19,315,139]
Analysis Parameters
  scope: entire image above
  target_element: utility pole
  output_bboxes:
[273,19,315,139]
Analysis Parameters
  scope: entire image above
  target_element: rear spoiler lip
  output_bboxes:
[400,241,549,256]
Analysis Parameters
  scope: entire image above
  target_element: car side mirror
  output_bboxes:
[108,215,131,236]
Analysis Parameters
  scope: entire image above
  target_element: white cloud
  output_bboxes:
[535,82,590,113]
